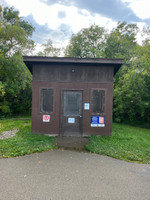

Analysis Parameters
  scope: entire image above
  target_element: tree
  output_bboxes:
[112,25,150,123]
[64,22,150,124]
[0,6,34,116]
[95,22,150,123]
[104,22,139,61]
[65,24,108,58]
[113,66,150,122]
[0,6,35,57]
[37,39,61,57]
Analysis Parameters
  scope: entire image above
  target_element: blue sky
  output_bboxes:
[1,0,150,49]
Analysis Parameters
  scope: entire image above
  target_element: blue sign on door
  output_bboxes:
[91,116,105,127]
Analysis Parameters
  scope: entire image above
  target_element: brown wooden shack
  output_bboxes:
[23,56,123,137]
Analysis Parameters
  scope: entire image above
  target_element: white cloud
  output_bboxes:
[5,0,38,16]
[5,0,63,29]
[92,14,118,32]
[5,0,117,33]
[4,0,150,53]
[121,0,150,20]
[5,0,118,45]
[136,22,148,45]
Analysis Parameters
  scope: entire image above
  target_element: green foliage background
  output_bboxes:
[0,6,34,116]
[65,23,150,124]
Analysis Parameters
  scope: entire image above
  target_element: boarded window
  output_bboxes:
[40,89,53,113]
[92,90,105,114]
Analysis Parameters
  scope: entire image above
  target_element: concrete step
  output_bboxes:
[55,136,89,151]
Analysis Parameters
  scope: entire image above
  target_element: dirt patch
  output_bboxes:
[0,129,19,140]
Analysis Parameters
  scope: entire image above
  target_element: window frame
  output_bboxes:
[91,89,106,115]
[40,88,54,114]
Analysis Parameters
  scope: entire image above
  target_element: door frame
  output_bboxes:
[60,89,84,136]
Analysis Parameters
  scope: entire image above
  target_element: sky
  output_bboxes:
[1,0,150,49]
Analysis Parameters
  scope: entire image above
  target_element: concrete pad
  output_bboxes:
[0,150,150,200]
[55,136,89,150]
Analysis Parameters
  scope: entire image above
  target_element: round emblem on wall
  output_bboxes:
[43,115,50,122]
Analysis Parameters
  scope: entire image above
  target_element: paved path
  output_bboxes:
[0,150,150,200]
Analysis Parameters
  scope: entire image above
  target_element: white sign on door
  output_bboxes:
[68,118,75,123]
[43,115,50,122]
[84,103,90,110]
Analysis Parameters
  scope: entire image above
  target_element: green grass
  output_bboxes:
[86,123,150,164]
[1,119,150,163]
[0,119,56,158]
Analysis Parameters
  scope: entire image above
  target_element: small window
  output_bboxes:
[40,89,53,113]
[92,90,105,114]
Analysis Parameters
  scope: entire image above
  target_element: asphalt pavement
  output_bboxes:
[0,149,150,200]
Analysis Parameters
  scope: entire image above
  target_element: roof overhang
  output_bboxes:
[23,56,123,75]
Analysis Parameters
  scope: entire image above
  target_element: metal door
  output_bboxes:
[61,90,83,136]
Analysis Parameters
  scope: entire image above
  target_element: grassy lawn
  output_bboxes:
[0,118,56,158]
[86,123,150,164]
[1,119,150,163]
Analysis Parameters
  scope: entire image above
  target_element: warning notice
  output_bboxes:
[43,115,50,122]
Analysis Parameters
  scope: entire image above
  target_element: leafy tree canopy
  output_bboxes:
[37,39,61,57]
[64,22,150,124]
[65,24,108,58]
[104,22,139,61]
[0,6,35,57]
[0,6,34,116]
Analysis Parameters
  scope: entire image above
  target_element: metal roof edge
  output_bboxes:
[23,56,123,65]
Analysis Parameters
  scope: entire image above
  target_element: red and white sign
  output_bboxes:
[43,115,50,122]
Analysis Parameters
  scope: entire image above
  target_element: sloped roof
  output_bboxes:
[23,56,123,75]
